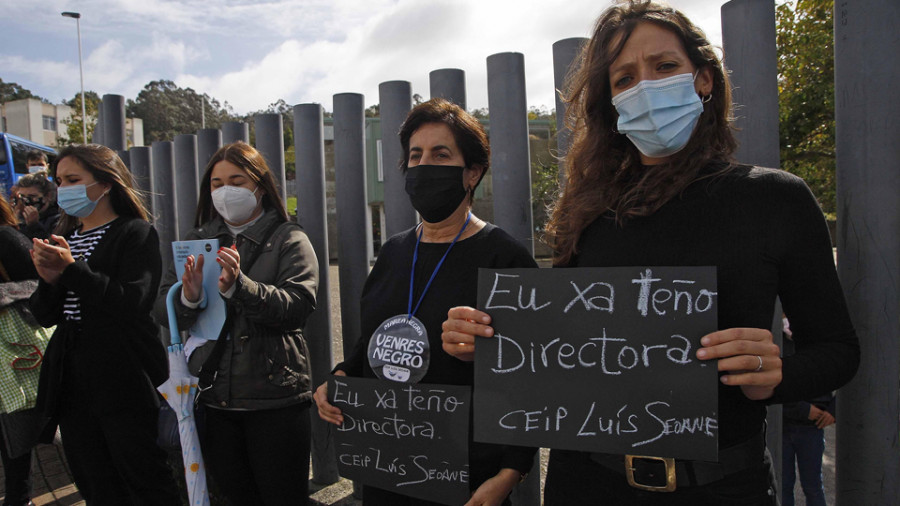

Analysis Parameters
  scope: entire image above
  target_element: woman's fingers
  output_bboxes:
[447,306,491,325]
[696,327,782,399]
[442,341,476,362]
[50,235,70,251]
[441,307,494,362]
[313,381,344,426]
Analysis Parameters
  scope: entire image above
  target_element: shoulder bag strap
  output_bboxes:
[196,218,286,394]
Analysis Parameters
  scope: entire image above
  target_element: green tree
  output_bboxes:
[58,91,101,145]
[0,78,41,103]
[126,80,235,142]
[777,0,835,214]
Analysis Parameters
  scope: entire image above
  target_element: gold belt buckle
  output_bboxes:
[625,455,677,492]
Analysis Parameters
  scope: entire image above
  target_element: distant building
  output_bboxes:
[0,98,144,148]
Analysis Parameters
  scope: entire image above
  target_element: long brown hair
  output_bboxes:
[195,142,288,227]
[0,194,16,227]
[53,144,150,235]
[546,0,737,265]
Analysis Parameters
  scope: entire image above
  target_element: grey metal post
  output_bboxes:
[174,134,199,238]
[254,113,287,203]
[117,150,130,170]
[151,141,178,265]
[721,0,780,169]
[222,121,250,144]
[553,38,587,185]
[92,101,104,145]
[721,1,783,484]
[294,103,339,485]
[834,1,900,503]
[378,80,416,238]
[429,69,467,109]
[197,128,222,173]
[332,93,370,357]
[129,146,152,213]
[486,52,539,506]
[486,52,534,255]
[101,94,127,152]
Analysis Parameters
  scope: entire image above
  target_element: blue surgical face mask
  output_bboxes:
[58,182,107,218]
[611,72,703,158]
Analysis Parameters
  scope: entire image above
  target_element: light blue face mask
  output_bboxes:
[58,182,106,218]
[611,72,704,158]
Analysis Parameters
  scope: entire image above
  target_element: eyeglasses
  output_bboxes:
[10,343,43,370]
[9,195,44,208]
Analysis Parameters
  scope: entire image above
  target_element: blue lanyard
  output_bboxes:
[407,212,472,319]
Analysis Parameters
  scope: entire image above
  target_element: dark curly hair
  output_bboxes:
[545,0,737,265]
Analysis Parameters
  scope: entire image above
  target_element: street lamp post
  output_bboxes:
[61,11,87,143]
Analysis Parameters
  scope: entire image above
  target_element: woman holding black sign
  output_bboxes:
[442,1,859,504]
[314,99,537,506]
[154,142,319,506]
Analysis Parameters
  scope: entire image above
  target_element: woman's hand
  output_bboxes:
[30,235,75,285]
[21,205,40,226]
[314,370,346,426]
[181,254,204,303]
[464,468,520,506]
[441,306,494,362]
[216,244,241,294]
[696,328,782,400]
[808,405,835,429]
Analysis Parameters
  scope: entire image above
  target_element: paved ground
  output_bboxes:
[1,265,838,505]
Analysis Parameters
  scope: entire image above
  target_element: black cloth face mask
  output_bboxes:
[405,165,468,223]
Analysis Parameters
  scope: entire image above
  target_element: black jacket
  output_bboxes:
[20,203,60,240]
[30,217,168,417]
[154,211,319,410]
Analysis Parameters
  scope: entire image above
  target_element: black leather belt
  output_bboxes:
[589,430,766,492]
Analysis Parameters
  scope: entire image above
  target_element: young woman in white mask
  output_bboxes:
[441,1,859,504]
[155,141,319,505]
[29,144,180,505]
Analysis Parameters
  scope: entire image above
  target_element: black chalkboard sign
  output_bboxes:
[474,267,719,461]
[329,376,471,505]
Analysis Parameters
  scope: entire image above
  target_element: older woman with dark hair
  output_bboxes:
[315,98,537,505]
[29,144,179,505]
[155,141,319,505]
[443,1,859,504]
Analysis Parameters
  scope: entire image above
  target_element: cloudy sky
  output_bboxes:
[2,0,731,115]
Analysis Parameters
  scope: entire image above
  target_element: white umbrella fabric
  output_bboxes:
[159,281,210,506]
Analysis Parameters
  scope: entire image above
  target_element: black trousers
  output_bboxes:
[58,396,180,505]
[0,443,31,506]
[544,448,778,506]
[201,402,311,506]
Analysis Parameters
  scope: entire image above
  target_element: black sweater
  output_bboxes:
[30,217,168,417]
[569,164,859,449]
[338,223,538,485]
[0,226,37,281]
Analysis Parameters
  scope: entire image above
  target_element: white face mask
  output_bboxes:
[211,185,260,224]
[27,165,47,174]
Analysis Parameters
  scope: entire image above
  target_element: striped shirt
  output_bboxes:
[63,223,112,321]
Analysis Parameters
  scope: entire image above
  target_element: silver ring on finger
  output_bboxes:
[754,355,763,372]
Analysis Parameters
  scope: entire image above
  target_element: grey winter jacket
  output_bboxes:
[154,211,319,410]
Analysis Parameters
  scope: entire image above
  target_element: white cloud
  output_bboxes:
[4,0,732,113]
